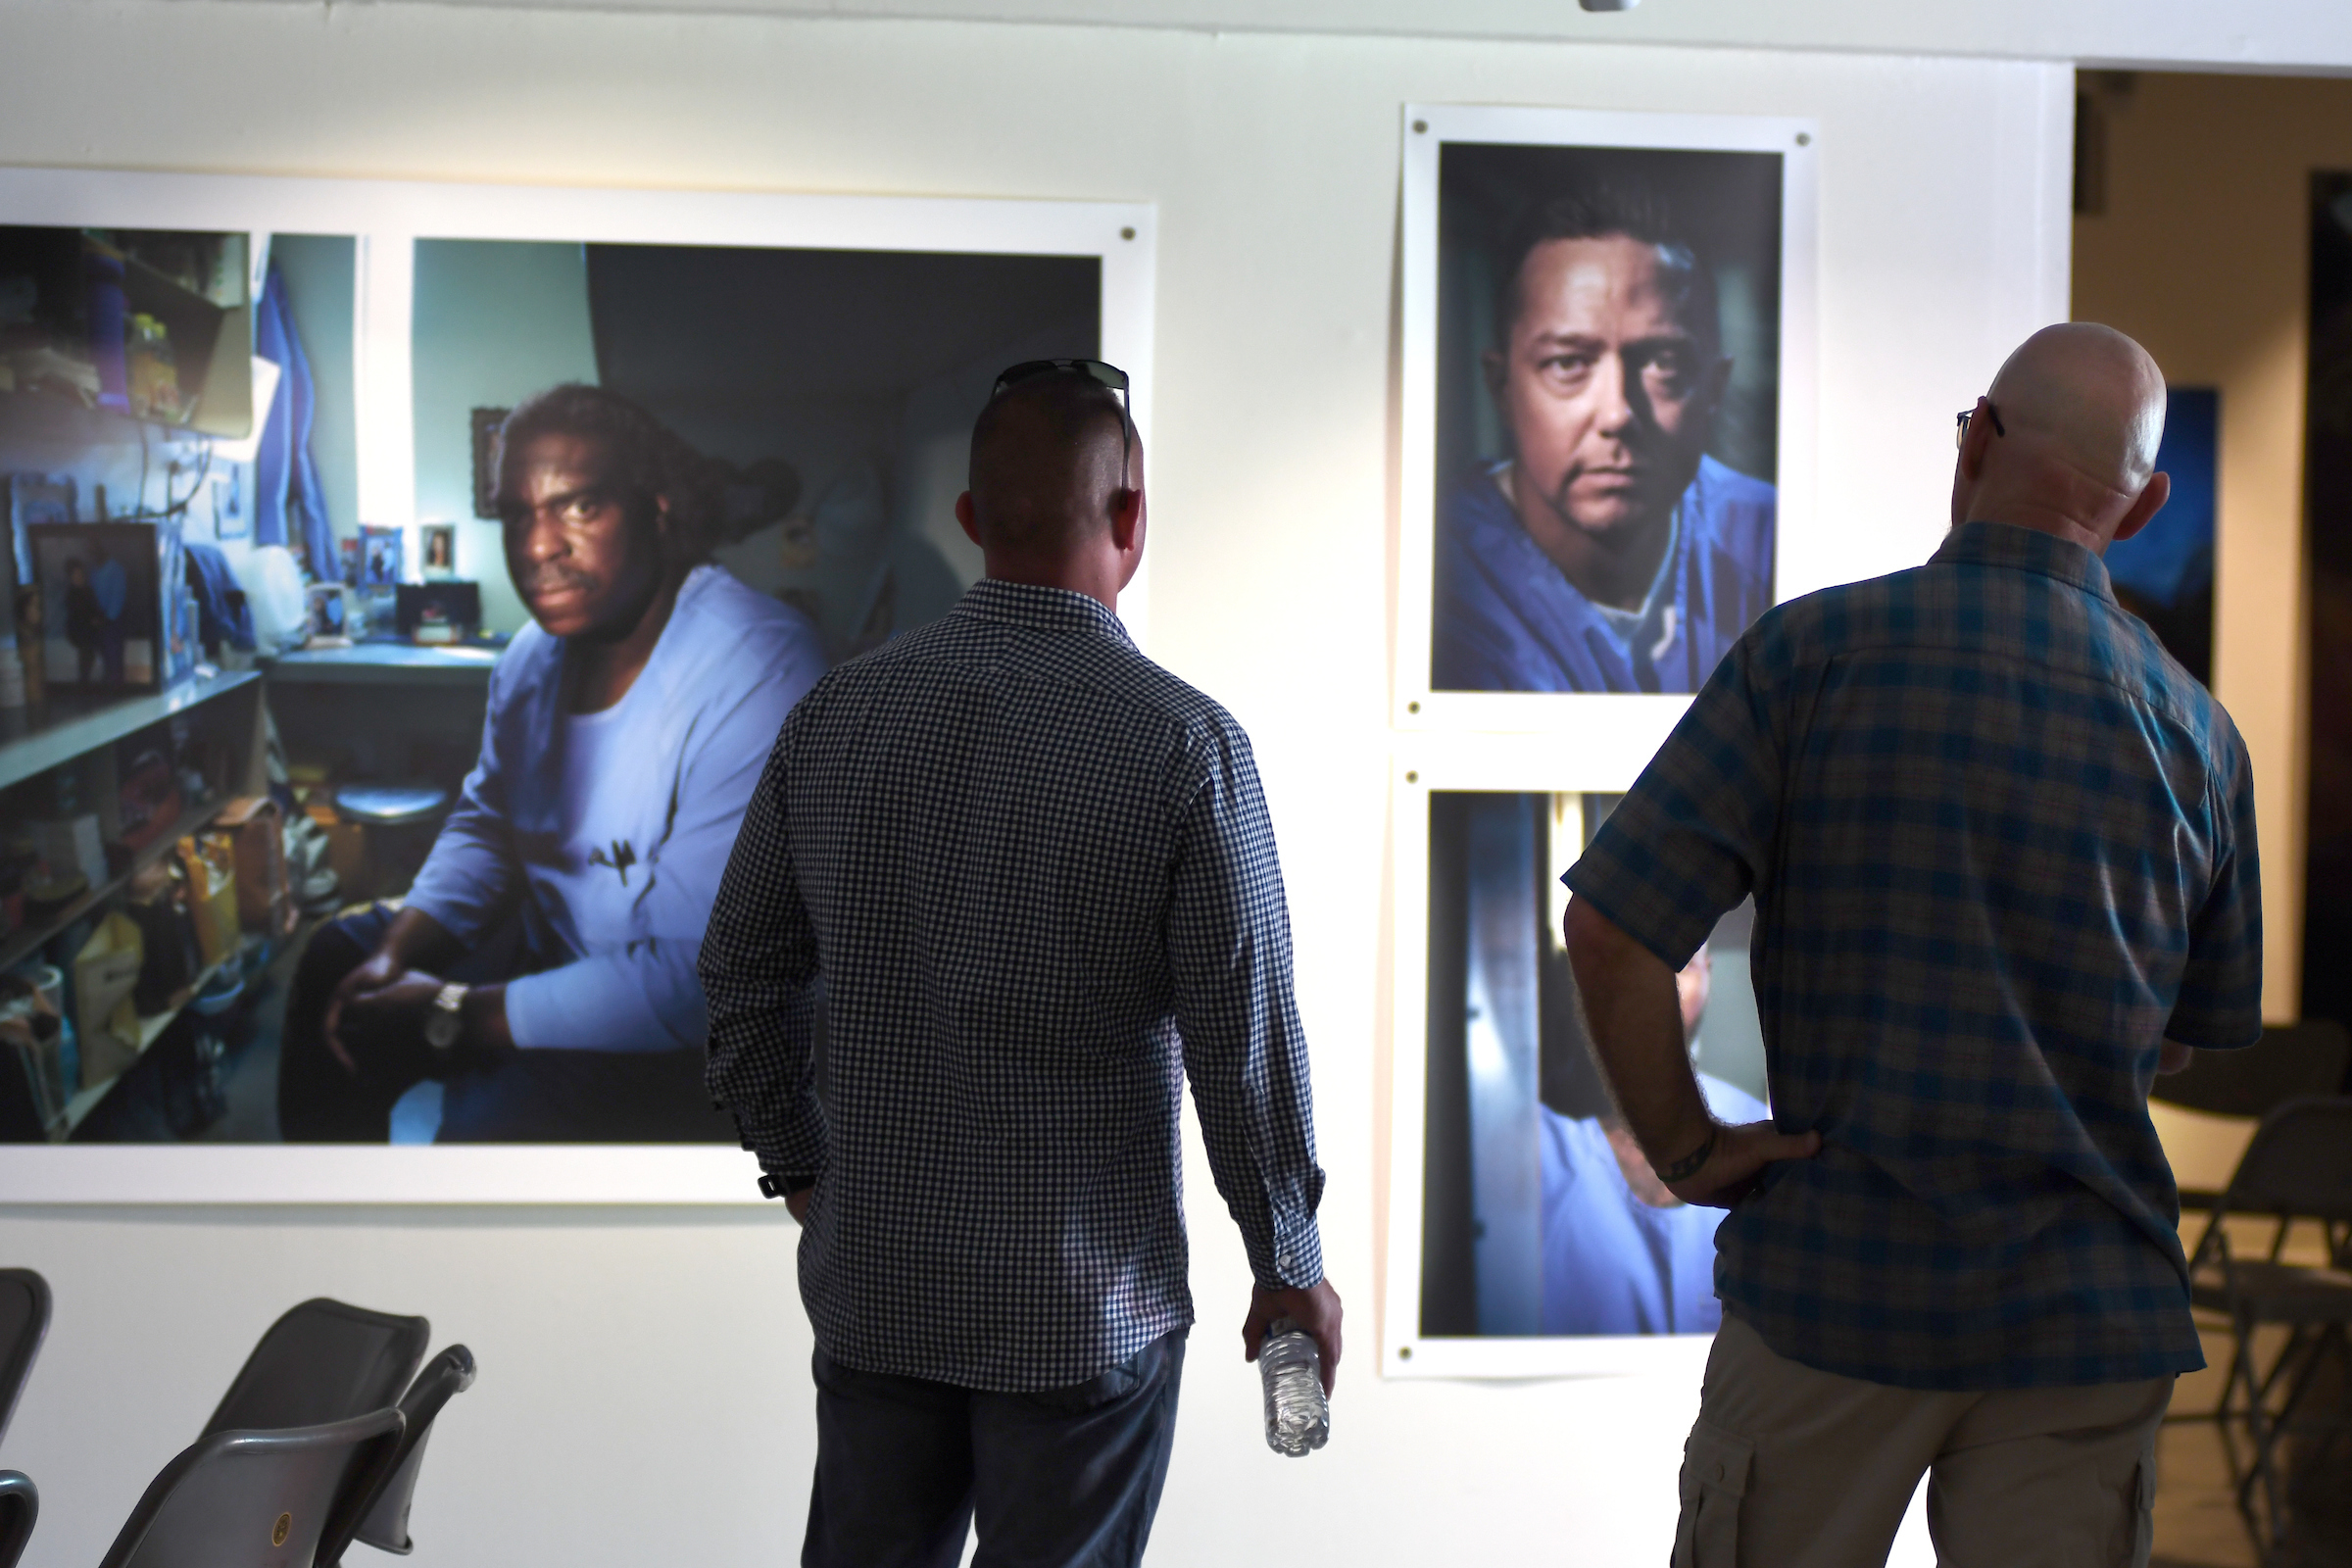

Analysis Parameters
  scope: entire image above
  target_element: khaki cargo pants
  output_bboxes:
[1674,1315,2169,1568]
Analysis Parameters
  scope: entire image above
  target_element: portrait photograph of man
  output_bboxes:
[1428,140,1786,696]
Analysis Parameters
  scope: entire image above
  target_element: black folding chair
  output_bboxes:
[2184,1095,2352,1563]
[204,1299,429,1438]
[336,1346,475,1561]
[98,1409,404,1568]
[0,1470,35,1568]
[0,1270,51,1446]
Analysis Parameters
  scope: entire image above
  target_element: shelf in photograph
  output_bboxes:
[261,643,502,688]
[0,668,258,796]
[0,791,238,975]
[55,954,231,1140]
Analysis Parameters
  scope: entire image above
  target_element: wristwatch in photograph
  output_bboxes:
[424,983,469,1054]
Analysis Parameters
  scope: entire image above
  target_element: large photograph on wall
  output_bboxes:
[1383,752,1764,1377]
[1396,105,1817,749]
[0,170,1153,1200]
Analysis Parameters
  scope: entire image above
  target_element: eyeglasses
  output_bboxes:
[989,358,1135,480]
[1954,402,2007,449]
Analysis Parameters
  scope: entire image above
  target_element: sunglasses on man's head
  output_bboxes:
[989,359,1136,477]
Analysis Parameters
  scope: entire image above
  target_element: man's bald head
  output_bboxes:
[965,375,1137,557]
[1986,323,2167,492]
[1955,323,2172,554]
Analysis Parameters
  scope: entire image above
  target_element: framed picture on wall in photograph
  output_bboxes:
[357,523,404,587]
[419,521,458,579]
[1396,105,1819,760]
[1383,743,1765,1379]
[27,521,166,694]
[0,165,1155,1204]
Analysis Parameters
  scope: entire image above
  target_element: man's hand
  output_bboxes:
[1243,1279,1342,1396]
[337,970,451,1090]
[1662,1119,1822,1209]
[785,1188,812,1224]
[324,950,411,1074]
[2158,1039,2195,1075]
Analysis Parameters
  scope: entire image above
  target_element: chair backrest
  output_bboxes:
[337,1345,475,1561]
[2155,1019,2352,1118]
[0,1272,50,1448]
[0,1470,37,1568]
[203,1299,429,1439]
[2220,1096,2352,1225]
[99,1409,403,1568]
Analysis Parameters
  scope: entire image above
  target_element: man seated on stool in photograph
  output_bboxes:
[277,383,824,1142]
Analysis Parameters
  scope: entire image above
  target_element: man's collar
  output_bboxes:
[1933,520,2116,603]
[955,577,1134,644]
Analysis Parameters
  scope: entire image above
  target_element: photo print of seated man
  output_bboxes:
[1434,182,1776,694]
[1541,941,1766,1335]
[276,383,825,1142]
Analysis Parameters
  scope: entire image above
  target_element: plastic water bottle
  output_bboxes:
[1258,1317,1329,1456]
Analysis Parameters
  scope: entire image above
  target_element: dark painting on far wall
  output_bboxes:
[2106,386,2217,685]
[2301,172,2352,1037]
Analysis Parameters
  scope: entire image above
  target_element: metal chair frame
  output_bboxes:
[2183,1096,2352,1564]
[0,1470,35,1568]
[336,1345,475,1562]
[0,1270,50,1449]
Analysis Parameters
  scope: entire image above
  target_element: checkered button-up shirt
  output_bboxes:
[701,579,1327,1392]
[1568,521,2262,1390]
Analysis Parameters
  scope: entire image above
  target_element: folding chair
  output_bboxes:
[204,1298,429,1438]
[333,1345,475,1562]
[0,1270,50,1446]
[98,1409,404,1568]
[0,1470,35,1568]
[2184,1095,2352,1563]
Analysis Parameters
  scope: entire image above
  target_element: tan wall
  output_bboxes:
[2074,71,2352,1024]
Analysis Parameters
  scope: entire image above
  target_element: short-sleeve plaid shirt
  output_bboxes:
[1567,521,2263,1390]
[700,579,1326,1393]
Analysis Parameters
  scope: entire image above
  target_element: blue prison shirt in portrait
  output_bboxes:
[404,564,825,1052]
[1541,1071,1769,1337]
[1565,520,2263,1390]
[1433,454,1776,694]
[700,579,1326,1393]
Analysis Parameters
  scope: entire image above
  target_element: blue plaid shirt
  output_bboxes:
[1567,521,2263,1389]
[701,580,1326,1393]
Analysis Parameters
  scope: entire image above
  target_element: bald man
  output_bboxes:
[701,363,1338,1568]
[1561,323,2261,1567]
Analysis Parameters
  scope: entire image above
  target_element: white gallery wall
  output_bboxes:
[0,6,2085,1564]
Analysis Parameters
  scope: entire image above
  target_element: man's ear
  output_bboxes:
[2112,470,2171,546]
[955,491,983,549]
[1958,396,1997,481]
[1109,486,1145,555]
[1703,354,1734,410]
[1482,347,1509,404]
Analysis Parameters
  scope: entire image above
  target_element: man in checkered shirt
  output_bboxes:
[1564,324,2262,1568]
[700,362,1340,1568]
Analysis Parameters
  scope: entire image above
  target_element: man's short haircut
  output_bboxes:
[1494,183,1720,352]
[494,383,725,564]
[965,372,1132,555]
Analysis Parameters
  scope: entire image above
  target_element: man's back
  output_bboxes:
[1570,521,2262,1388]
[704,578,1324,1393]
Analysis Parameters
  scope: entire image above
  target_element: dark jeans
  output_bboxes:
[806,1330,1187,1568]
[277,904,734,1143]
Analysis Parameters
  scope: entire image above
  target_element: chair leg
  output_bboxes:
[2230,1319,2298,1564]
[2238,1324,2329,1564]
